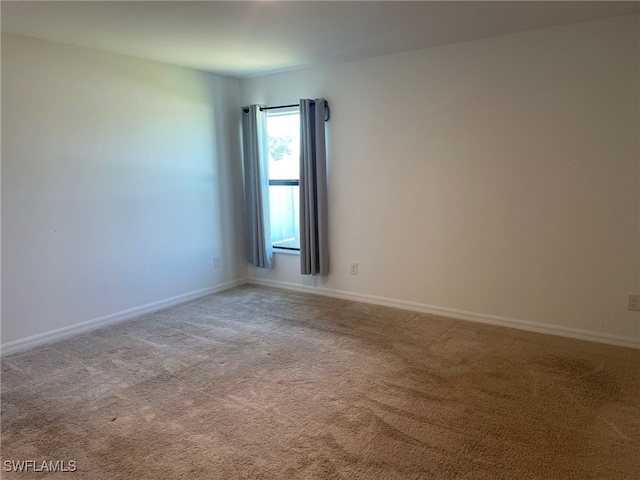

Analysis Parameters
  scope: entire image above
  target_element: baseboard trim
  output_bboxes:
[0,279,249,356]
[249,278,639,349]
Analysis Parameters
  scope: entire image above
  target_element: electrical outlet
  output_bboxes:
[350,262,358,275]
[628,294,640,312]
[214,257,221,269]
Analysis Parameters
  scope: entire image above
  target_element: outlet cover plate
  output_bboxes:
[350,262,358,275]
[628,294,640,312]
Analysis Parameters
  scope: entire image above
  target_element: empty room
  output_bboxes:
[1,1,639,479]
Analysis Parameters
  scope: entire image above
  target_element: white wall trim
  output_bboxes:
[4,276,636,355]
[249,278,640,349]
[0,279,248,356]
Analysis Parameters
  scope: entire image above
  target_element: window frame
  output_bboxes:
[266,108,301,252]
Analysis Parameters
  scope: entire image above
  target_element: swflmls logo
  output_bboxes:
[3,460,77,472]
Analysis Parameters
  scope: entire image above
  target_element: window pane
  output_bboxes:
[267,112,300,181]
[267,110,300,250]
[269,185,300,249]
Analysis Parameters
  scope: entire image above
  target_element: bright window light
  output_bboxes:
[267,109,300,250]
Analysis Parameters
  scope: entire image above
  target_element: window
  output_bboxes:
[266,108,300,250]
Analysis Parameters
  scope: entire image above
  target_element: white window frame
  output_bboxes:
[266,107,300,252]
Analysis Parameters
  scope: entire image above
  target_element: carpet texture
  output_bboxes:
[1,285,638,479]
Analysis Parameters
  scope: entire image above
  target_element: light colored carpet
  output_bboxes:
[1,285,638,479]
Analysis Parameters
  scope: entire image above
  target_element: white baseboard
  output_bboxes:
[249,278,640,349]
[4,277,636,355]
[0,279,248,356]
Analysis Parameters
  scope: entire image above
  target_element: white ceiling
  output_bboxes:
[2,1,638,78]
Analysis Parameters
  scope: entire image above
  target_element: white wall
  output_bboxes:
[1,34,245,346]
[242,16,640,342]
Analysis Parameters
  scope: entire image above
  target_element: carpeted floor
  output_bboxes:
[1,285,638,479]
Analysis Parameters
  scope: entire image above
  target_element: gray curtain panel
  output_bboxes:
[299,99,329,275]
[242,105,273,269]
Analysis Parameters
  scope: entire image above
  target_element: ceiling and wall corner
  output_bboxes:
[2,1,639,78]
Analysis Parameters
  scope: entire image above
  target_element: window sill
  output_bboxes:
[273,248,300,256]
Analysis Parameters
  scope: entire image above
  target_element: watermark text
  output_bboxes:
[3,460,77,473]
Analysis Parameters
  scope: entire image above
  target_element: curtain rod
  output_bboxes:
[259,103,300,111]
[242,100,330,121]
